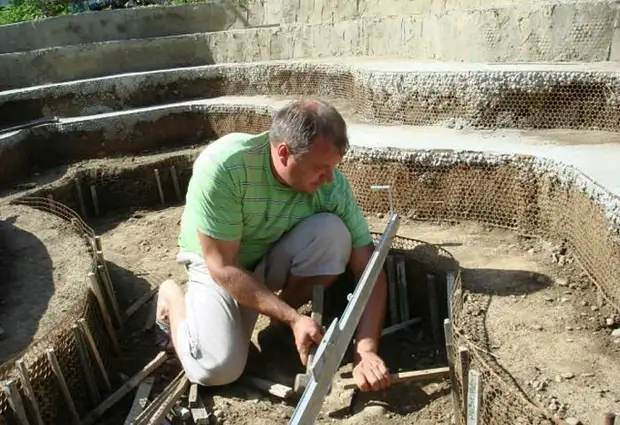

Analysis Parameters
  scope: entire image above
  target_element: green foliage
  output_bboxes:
[0,0,70,26]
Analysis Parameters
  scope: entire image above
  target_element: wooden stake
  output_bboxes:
[71,324,101,405]
[458,346,470,419]
[466,369,482,425]
[46,348,81,425]
[77,318,112,392]
[604,413,617,425]
[97,262,123,328]
[74,178,87,218]
[2,379,30,425]
[93,236,123,328]
[395,256,409,321]
[385,255,400,326]
[427,273,441,342]
[123,377,155,425]
[90,185,100,216]
[446,271,456,319]
[154,169,165,205]
[15,359,44,425]
[88,272,120,353]
[170,166,182,203]
[83,352,168,425]
[341,367,450,390]
[444,319,461,422]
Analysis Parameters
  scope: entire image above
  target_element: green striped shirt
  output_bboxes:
[178,131,372,270]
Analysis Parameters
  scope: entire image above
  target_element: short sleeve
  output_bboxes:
[184,156,243,241]
[320,170,373,248]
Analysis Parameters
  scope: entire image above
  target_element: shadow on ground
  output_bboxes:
[0,216,54,364]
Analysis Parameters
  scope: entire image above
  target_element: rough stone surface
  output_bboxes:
[2,59,620,134]
[1,2,617,90]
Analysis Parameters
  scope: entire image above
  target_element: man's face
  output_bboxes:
[275,137,342,194]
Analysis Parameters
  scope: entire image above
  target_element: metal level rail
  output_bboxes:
[288,211,400,425]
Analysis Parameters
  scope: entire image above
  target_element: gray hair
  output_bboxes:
[268,99,349,158]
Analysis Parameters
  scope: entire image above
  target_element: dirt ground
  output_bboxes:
[0,204,92,364]
[83,207,619,425]
[365,217,620,425]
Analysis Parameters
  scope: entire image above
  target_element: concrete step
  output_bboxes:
[1,97,618,196]
[2,59,620,132]
[0,2,257,55]
[1,1,617,90]
[1,0,615,55]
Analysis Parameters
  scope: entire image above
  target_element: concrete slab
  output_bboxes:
[0,2,615,90]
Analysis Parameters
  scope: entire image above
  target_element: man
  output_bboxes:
[156,99,391,393]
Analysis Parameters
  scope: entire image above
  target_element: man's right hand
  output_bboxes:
[291,314,323,366]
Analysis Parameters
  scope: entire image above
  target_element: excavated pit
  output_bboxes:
[1,111,619,423]
[0,43,620,425]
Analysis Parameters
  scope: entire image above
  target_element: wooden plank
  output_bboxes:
[427,273,441,342]
[46,348,81,425]
[123,377,155,425]
[381,317,423,336]
[341,366,450,390]
[78,318,112,392]
[444,319,461,423]
[188,384,210,425]
[466,370,482,425]
[134,372,185,425]
[2,379,30,425]
[243,376,293,399]
[458,346,471,420]
[90,185,100,216]
[15,360,44,425]
[126,285,160,319]
[83,351,168,425]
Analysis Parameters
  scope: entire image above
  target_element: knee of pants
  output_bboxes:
[182,348,247,387]
[294,213,352,273]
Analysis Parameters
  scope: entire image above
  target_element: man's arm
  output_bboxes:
[348,243,388,356]
[197,232,324,365]
[197,232,299,326]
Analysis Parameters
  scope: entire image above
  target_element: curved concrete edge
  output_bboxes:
[2,59,620,132]
[1,101,618,231]
[0,2,251,55]
[1,1,617,90]
[345,145,620,229]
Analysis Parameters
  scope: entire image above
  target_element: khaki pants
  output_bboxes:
[174,213,353,386]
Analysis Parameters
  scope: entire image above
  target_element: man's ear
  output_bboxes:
[276,143,291,165]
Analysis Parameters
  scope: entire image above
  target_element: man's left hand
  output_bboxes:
[352,351,391,392]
